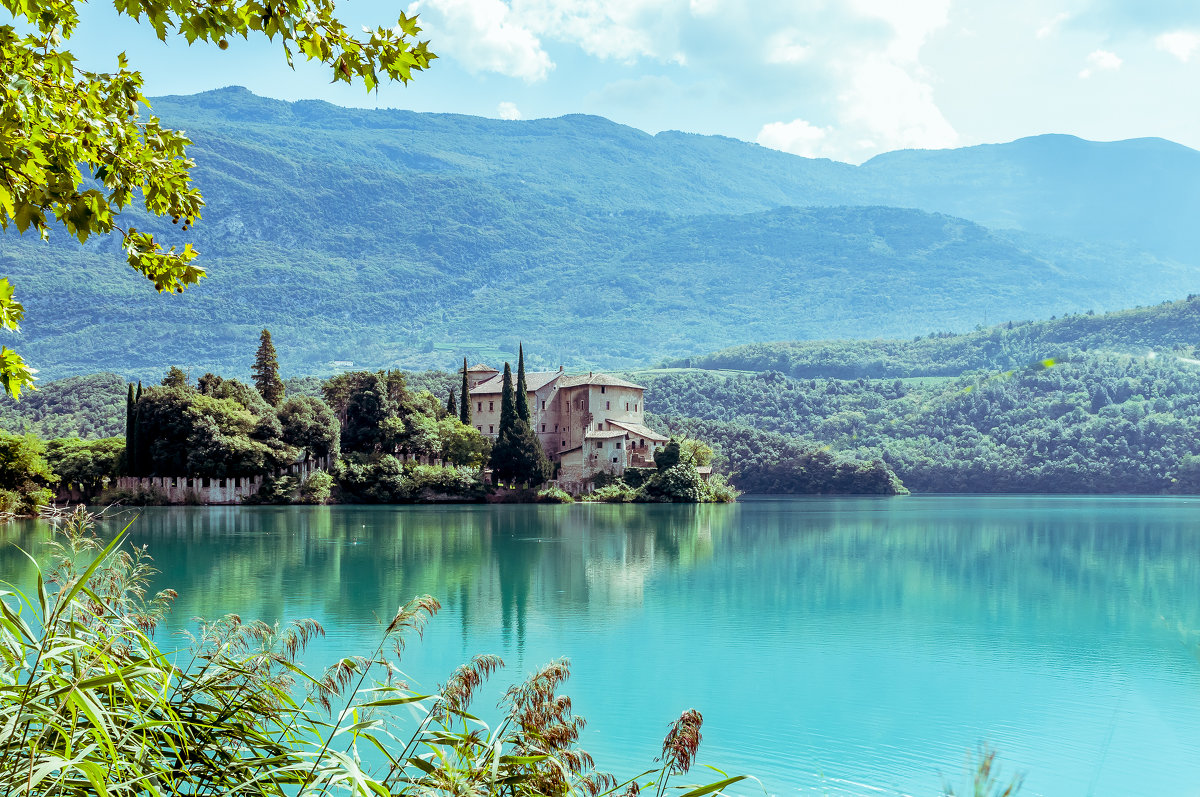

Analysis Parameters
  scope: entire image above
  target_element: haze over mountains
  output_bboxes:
[3,86,1198,378]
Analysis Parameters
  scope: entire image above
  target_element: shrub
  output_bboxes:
[641,462,707,503]
[95,484,170,506]
[0,507,739,797]
[705,473,741,503]
[536,485,574,503]
[299,470,334,504]
[590,483,637,503]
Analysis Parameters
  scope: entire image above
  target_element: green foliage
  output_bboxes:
[536,485,574,503]
[162,366,190,388]
[0,0,435,396]
[0,430,55,513]
[45,436,124,485]
[298,469,333,504]
[646,349,1200,493]
[655,439,681,471]
[490,362,551,487]
[11,90,1200,378]
[252,328,285,406]
[588,483,637,503]
[439,417,491,469]
[0,372,126,438]
[134,386,292,477]
[278,395,340,461]
[668,298,1200,379]
[1,507,731,796]
[642,462,707,503]
[335,457,485,503]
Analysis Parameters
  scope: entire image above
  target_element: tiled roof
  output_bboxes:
[556,372,645,390]
[584,430,629,440]
[606,420,669,441]
[469,371,562,395]
[466,363,498,373]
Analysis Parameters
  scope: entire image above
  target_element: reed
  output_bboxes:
[0,506,740,797]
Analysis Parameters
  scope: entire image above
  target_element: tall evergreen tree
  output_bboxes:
[490,362,551,487]
[516,344,530,423]
[133,381,148,477]
[125,383,136,476]
[447,389,458,417]
[252,328,285,406]
[459,358,471,425]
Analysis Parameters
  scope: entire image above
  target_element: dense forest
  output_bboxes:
[666,297,1200,379]
[641,352,1200,493]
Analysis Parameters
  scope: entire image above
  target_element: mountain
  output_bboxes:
[3,87,1200,379]
[665,296,1200,379]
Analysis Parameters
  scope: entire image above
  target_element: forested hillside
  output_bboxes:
[641,354,1200,493]
[4,88,1200,379]
[670,297,1200,378]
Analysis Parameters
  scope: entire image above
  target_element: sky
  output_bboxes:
[43,0,1200,163]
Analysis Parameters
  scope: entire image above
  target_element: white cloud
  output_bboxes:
[765,30,810,65]
[408,0,553,81]
[1079,48,1122,78]
[756,119,831,157]
[1036,12,1069,39]
[497,101,523,119]
[1156,30,1200,62]
[837,56,959,157]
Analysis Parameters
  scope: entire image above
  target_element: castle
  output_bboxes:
[465,364,669,484]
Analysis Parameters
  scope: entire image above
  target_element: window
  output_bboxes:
[600,385,606,394]
[541,424,546,432]
[596,441,603,449]
[541,400,546,410]
[635,403,638,412]
[597,423,603,430]
[555,424,558,432]
[477,402,482,412]
[477,425,483,432]
[625,402,629,411]
[488,425,494,434]
[489,401,494,412]
[562,440,566,447]
[605,401,610,410]
[615,441,621,449]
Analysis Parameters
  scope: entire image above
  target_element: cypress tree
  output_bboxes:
[252,328,285,406]
[133,381,147,476]
[515,344,530,423]
[125,383,136,476]
[447,389,457,417]
[489,362,550,487]
[459,358,471,425]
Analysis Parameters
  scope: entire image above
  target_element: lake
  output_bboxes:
[3,496,1200,796]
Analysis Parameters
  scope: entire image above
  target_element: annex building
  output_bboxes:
[465,364,669,484]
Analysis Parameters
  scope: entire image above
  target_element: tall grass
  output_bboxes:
[0,507,742,797]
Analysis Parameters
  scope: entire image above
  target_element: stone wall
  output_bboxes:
[109,456,332,506]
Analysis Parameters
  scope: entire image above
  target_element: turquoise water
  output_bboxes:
[4,496,1200,796]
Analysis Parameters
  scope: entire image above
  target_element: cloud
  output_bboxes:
[756,119,830,157]
[765,30,811,65]
[1036,12,1069,39]
[408,0,553,81]
[497,101,523,119]
[1156,30,1200,62]
[1079,48,1122,78]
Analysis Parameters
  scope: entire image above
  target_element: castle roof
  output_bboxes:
[606,420,669,442]
[557,372,645,390]
[469,371,562,395]
[465,363,498,373]
[584,430,629,440]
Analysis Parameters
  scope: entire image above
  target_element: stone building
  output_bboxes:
[467,366,669,484]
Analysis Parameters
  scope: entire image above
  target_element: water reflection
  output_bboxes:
[3,496,1200,796]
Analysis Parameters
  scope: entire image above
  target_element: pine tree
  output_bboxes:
[447,389,457,417]
[459,358,471,425]
[498,362,516,435]
[516,343,530,423]
[125,383,136,476]
[252,328,285,406]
